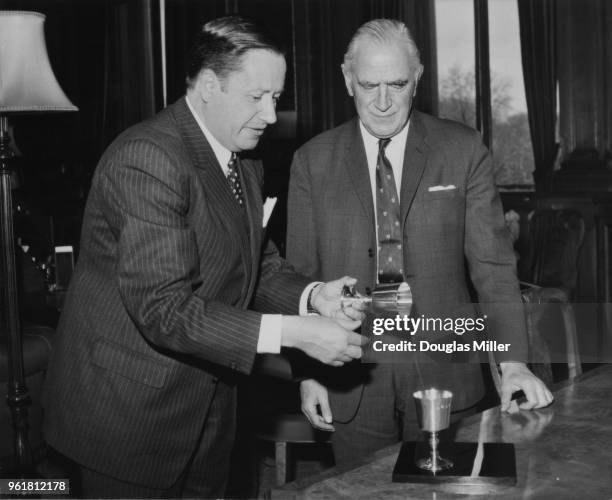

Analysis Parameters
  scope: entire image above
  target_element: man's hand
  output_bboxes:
[300,379,334,431]
[311,276,367,322]
[281,315,367,366]
[499,362,554,412]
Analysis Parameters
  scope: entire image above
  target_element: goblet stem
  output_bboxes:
[430,432,439,472]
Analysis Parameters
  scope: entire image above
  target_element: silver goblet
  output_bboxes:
[341,282,413,315]
[413,388,453,472]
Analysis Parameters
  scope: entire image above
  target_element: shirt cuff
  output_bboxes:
[299,281,324,315]
[257,314,283,353]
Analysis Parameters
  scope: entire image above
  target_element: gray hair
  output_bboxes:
[343,19,421,71]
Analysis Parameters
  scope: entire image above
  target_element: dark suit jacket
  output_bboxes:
[43,98,310,487]
[286,111,527,421]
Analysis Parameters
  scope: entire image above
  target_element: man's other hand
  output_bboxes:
[311,276,367,321]
[281,315,367,366]
[499,362,554,412]
[300,379,335,431]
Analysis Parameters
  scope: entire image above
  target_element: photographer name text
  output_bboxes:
[371,315,511,353]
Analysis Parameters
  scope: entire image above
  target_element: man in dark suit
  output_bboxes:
[43,16,366,498]
[286,18,553,464]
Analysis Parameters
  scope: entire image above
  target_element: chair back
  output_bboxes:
[522,209,585,294]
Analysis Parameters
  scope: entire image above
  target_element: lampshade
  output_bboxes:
[0,11,78,113]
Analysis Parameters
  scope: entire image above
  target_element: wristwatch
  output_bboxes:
[307,283,322,314]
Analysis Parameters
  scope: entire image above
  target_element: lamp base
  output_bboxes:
[393,441,516,485]
[1,114,34,474]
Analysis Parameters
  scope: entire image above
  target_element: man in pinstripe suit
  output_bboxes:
[43,17,365,498]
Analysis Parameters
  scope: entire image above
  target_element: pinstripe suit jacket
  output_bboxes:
[43,97,310,487]
[286,111,528,422]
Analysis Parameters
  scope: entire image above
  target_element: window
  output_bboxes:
[436,0,476,129]
[435,0,535,190]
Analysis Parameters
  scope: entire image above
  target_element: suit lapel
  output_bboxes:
[238,158,262,302]
[342,119,377,286]
[400,111,429,225]
[343,119,375,225]
[172,98,245,221]
[171,98,253,301]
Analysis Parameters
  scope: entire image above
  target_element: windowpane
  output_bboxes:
[435,0,476,129]
[435,0,535,189]
[489,0,535,188]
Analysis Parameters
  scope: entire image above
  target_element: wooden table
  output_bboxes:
[270,365,612,499]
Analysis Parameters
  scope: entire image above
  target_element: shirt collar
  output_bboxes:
[358,119,410,156]
[185,95,233,175]
[358,118,410,205]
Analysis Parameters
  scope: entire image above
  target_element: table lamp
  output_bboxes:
[0,10,77,473]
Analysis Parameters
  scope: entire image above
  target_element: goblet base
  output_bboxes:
[393,441,517,485]
[416,455,454,472]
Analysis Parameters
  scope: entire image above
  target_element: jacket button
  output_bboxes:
[367,248,374,258]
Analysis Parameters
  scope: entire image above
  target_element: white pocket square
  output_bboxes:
[428,185,456,192]
[262,197,277,228]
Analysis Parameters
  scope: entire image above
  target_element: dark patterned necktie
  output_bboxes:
[376,138,403,283]
[227,153,244,206]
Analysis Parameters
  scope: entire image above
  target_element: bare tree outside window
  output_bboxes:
[438,65,534,187]
[435,0,535,190]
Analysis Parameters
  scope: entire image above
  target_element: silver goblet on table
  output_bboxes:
[413,388,454,472]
